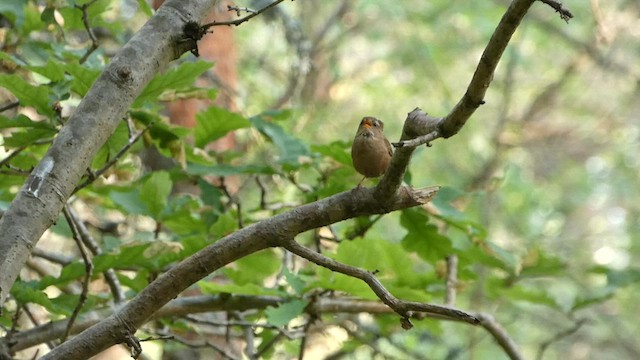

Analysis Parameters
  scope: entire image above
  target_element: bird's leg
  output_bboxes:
[356,176,366,188]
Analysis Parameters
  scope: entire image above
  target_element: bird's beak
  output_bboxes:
[361,118,373,128]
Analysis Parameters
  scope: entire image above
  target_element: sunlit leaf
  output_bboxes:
[140,171,172,218]
[265,299,309,327]
[194,106,251,147]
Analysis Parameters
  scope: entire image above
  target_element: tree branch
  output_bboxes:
[201,0,287,28]
[476,313,524,360]
[283,238,478,326]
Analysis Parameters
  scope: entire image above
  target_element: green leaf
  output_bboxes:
[502,284,560,309]
[311,140,351,166]
[316,237,430,301]
[265,299,309,327]
[11,281,70,315]
[65,62,101,97]
[250,114,312,168]
[91,120,130,169]
[0,74,52,116]
[0,114,56,130]
[93,244,154,271]
[137,0,153,17]
[110,189,148,215]
[283,268,306,295]
[224,250,280,285]
[520,247,567,278]
[2,128,56,147]
[27,59,65,82]
[140,171,172,218]
[134,61,213,107]
[38,262,85,288]
[571,288,615,311]
[194,106,251,147]
[400,208,453,263]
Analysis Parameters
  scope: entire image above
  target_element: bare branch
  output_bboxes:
[202,0,287,28]
[61,206,94,343]
[537,0,574,22]
[536,318,587,360]
[74,124,149,193]
[477,313,524,360]
[75,0,101,64]
[439,0,537,138]
[283,239,478,326]
[445,255,458,307]
[66,206,126,303]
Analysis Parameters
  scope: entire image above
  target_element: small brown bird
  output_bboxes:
[351,116,393,186]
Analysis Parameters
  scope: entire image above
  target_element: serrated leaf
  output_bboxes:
[0,74,52,116]
[140,171,172,218]
[283,268,306,295]
[400,208,453,263]
[265,299,309,327]
[194,106,250,147]
[134,61,213,107]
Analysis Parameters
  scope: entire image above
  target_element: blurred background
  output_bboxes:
[1,0,639,359]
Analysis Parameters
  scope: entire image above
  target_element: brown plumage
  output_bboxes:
[351,117,393,185]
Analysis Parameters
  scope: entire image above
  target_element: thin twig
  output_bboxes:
[0,101,20,113]
[445,255,458,307]
[67,206,126,303]
[476,313,524,360]
[61,206,94,343]
[75,0,100,64]
[536,318,587,360]
[74,125,149,193]
[283,239,479,326]
[392,130,441,149]
[202,0,287,29]
[537,0,574,22]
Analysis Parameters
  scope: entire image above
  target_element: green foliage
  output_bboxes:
[265,299,309,327]
[194,106,251,147]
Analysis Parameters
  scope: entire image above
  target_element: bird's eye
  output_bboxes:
[373,121,380,127]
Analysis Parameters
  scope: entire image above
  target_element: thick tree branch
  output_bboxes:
[38,182,437,359]
[0,0,220,308]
